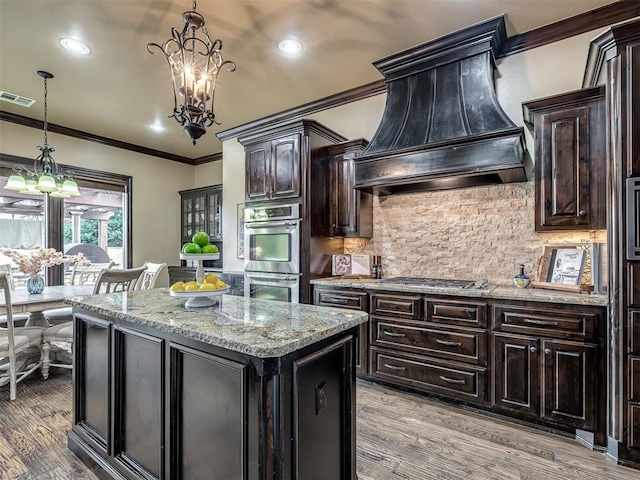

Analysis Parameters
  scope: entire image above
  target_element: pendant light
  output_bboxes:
[147,0,236,145]
[3,70,80,198]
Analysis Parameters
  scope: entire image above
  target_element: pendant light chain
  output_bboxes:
[42,75,49,147]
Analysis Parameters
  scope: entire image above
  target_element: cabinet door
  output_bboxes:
[331,155,357,235]
[541,339,596,431]
[493,333,539,418]
[537,107,591,229]
[207,189,222,240]
[246,142,271,201]
[271,135,300,199]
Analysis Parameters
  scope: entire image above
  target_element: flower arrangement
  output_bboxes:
[0,247,91,278]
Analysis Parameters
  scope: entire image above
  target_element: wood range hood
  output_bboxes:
[354,15,527,195]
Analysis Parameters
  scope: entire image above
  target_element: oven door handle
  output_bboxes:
[245,220,300,229]
[245,273,300,282]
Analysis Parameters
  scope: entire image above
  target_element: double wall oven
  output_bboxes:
[244,203,301,302]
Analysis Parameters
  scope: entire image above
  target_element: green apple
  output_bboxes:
[192,231,210,247]
[182,242,202,254]
[202,244,218,254]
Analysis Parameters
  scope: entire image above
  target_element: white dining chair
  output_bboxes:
[0,273,45,400]
[135,262,167,290]
[0,264,31,327]
[42,261,116,326]
[40,266,147,379]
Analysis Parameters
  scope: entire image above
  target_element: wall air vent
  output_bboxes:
[0,91,35,107]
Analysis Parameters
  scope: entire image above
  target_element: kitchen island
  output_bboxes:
[64,289,367,480]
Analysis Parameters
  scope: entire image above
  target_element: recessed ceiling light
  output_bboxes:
[278,39,303,55]
[59,38,91,55]
[149,123,165,132]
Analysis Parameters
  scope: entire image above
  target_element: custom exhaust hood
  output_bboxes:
[354,16,527,195]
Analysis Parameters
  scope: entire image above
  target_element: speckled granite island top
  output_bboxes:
[64,289,368,358]
[311,278,608,307]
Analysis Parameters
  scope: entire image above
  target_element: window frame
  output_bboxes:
[0,153,133,285]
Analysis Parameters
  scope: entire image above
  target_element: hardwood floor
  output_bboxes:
[1,371,638,479]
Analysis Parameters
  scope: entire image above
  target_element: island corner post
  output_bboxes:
[64,290,367,480]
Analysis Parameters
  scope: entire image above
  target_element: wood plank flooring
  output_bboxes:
[1,371,638,479]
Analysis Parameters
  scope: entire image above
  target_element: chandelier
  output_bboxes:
[147,0,236,145]
[3,71,80,198]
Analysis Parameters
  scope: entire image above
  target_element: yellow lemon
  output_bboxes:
[205,273,219,284]
[199,282,216,291]
[170,282,185,292]
[185,281,198,288]
[184,283,199,292]
[215,280,227,289]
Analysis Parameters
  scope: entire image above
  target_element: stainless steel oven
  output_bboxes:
[244,203,301,302]
[244,272,300,303]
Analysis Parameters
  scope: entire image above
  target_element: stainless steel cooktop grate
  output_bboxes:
[379,277,476,289]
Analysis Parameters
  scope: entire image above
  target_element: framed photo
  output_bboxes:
[237,203,245,259]
[532,243,595,293]
[547,248,586,285]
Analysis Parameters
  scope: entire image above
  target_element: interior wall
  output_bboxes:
[220,27,610,284]
[194,160,223,188]
[221,138,245,273]
[0,122,195,287]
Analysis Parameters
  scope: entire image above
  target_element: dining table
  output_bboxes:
[0,284,95,327]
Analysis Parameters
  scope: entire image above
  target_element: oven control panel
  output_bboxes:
[245,204,300,222]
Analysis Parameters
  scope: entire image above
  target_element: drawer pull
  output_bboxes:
[439,375,466,385]
[325,297,349,304]
[436,339,462,347]
[383,331,406,338]
[523,318,558,327]
[383,363,406,371]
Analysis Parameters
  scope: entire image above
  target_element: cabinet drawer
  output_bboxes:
[425,298,487,327]
[493,304,599,341]
[314,289,368,311]
[370,347,486,404]
[370,317,486,365]
[371,294,421,320]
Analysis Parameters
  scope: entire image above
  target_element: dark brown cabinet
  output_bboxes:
[313,287,369,375]
[179,185,222,243]
[523,86,606,231]
[317,139,372,238]
[179,185,222,268]
[492,302,604,445]
[369,293,489,406]
[244,135,300,202]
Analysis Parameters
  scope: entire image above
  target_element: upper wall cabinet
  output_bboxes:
[314,139,373,238]
[244,135,300,202]
[239,120,346,204]
[523,87,606,232]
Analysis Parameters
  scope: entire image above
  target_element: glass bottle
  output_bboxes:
[513,264,530,289]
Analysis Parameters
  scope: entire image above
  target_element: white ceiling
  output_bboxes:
[0,0,619,160]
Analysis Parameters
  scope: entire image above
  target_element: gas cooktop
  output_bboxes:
[379,277,478,289]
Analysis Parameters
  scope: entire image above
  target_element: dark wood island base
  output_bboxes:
[64,291,367,480]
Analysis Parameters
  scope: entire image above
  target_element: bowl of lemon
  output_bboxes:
[169,273,230,307]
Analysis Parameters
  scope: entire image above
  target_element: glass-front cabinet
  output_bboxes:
[179,185,222,268]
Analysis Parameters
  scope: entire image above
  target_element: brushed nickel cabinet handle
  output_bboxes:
[436,339,462,347]
[383,331,406,338]
[579,210,586,217]
[383,363,406,371]
[523,318,558,327]
[544,348,552,355]
[530,346,537,353]
[439,375,465,385]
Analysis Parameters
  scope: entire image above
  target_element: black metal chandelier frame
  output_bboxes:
[147,0,236,145]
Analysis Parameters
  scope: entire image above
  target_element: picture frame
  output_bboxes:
[531,243,595,293]
[237,203,245,259]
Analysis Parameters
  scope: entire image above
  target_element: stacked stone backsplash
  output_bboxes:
[343,181,606,285]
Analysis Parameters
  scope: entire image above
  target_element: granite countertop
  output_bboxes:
[65,289,368,358]
[310,278,608,307]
